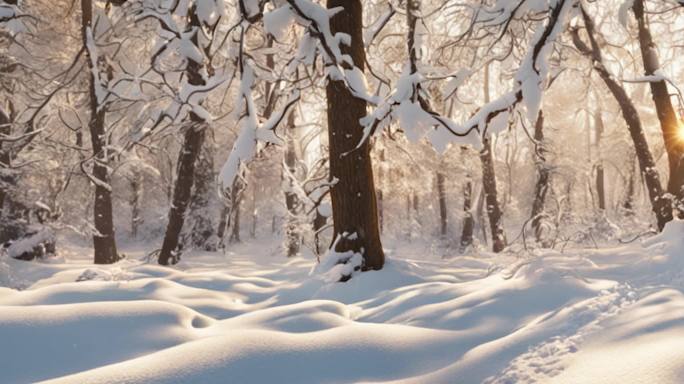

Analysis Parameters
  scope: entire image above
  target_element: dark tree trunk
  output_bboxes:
[325,0,384,270]
[187,142,215,249]
[480,138,507,252]
[572,8,672,230]
[82,0,118,264]
[284,112,300,257]
[158,7,210,265]
[0,108,11,217]
[460,174,474,248]
[530,111,550,243]
[216,203,230,244]
[130,173,142,239]
[377,148,385,234]
[159,127,206,264]
[633,0,684,215]
[437,172,448,237]
[229,190,241,243]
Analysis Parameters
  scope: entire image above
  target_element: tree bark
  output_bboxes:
[159,127,206,264]
[216,203,230,244]
[572,8,672,230]
[326,0,384,270]
[480,137,507,252]
[187,141,215,249]
[460,174,474,248]
[284,111,300,257]
[229,190,241,243]
[377,148,385,234]
[437,172,448,237]
[130,173,142,239]
[633,0,684,214]
[82,0,119,264]
[530,111,551,243]
[0,108,11,217]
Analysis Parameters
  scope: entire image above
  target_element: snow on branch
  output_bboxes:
[461,0,573,139]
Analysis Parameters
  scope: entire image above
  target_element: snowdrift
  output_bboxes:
[1,221,683,383]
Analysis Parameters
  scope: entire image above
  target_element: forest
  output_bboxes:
[1,0,684,383]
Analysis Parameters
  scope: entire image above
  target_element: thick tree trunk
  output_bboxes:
[480,138,507,252]
[186,142,215,249]
[82,0,118,264]
[572,9,672,230]
[530,111,551,243]
[325,0,384,270]
[633,0,684,214]
[436,172,448,237]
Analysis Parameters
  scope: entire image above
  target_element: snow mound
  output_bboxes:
[0,233,682,383]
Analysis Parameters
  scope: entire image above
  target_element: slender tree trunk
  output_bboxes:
[159,127,206,264]
[377,148,385,234]
[82,0,118,264]
[437,172,448,237]
[460,174,474,248]
[158,7,210,265]
[284,111,300,257]
[572,8,672,230]
[480,63,506,252]
[623,152,637,214]
[633,0,684,215]
[530,111,551,243]
[0,108,11,218]
[229,190,241,243]
[216,203,230,245]
[594,110,606,210]
[130,173,142,239]
[480,138,507,252]
[250,187,257,239]
[326,0,384,270]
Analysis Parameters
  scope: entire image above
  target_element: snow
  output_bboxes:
[1,220,684,383]
[264,6,295,41]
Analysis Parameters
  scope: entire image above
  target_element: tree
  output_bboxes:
[141,1,219,265]
[480,63,506,253]
[632,0,684,215]
[325,0,384,270]
[529,111,551,244]
[81,0,119,264]
[571,3,672,231]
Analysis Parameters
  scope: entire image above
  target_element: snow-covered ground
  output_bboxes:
[1,223,684,384]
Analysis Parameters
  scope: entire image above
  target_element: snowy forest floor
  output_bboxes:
[2,223,684,383]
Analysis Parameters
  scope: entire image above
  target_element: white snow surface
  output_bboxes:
[1,221,684,383]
